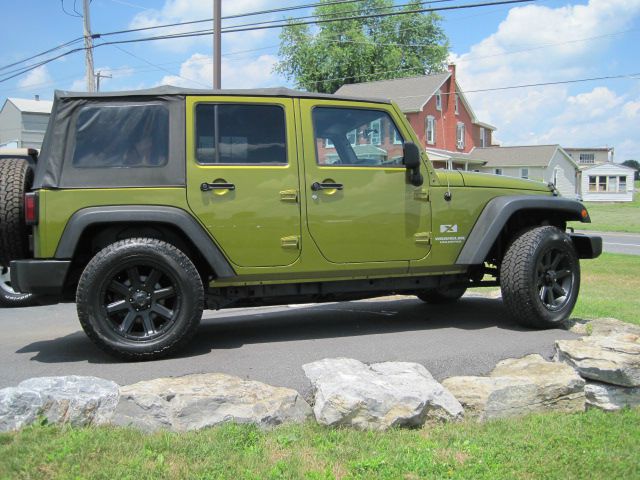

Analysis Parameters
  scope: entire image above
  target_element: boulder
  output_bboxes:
[565,318,640,337]
[442,354,585,421]
[555,335,640,387]
[111,373,311,432]
[0,376,119,432]
[585,381,640,411]
[302,358,463,430]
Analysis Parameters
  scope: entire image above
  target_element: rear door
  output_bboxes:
[186,96,301,268]
[300,100,431,264]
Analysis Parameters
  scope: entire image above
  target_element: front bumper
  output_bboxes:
[569,233,602,259]
[10,259,71,295]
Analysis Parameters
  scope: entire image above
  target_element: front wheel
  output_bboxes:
[76,238,204,360]
[500,226,580,328]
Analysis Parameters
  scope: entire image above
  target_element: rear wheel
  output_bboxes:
[500,226,580,328]
[417,286,467,304]
[0,266,37,307]
[76,238,204,360]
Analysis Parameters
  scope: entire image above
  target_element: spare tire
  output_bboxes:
[0,158,33,267]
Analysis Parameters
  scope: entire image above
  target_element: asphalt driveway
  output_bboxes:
[0,294,579,399]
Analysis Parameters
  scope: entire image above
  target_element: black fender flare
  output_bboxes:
[455,195,589,265]
[55,205,236,278]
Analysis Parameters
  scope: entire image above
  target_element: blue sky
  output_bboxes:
[1,0,639,160]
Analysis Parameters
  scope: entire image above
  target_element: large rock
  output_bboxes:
[585,381,640,411]
[111,373,311,432]
[555,335,640,387]
[443,354,585,421]
[565,318,640,337]
[0,376,119,432]
[302,358,463,430]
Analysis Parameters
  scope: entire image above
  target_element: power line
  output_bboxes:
[60,0,82,18]
[0,37,84,73]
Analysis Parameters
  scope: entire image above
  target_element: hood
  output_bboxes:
[457,171,552,193]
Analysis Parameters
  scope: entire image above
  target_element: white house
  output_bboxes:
[0,97,53,149]
[579,163,635,202]
[467,145,580,198]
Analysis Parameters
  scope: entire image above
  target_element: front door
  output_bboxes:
[186,97,301,268]
[300,100,431,264]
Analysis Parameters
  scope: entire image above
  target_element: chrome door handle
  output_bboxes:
[201,182,236,192]
[311,182,343,191]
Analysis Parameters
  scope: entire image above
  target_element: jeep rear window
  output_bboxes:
[72,104,169,168]
[195,104,287,165]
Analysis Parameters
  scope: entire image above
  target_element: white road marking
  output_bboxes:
[604,242,640,247]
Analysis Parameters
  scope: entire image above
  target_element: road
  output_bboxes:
[0,294,578,399]
[580,230,640,256]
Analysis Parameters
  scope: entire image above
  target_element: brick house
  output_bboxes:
[336,65,496,170]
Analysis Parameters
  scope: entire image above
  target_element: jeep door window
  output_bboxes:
[313,107,404,167]
[72,104,169,168]
[195,104,287,165]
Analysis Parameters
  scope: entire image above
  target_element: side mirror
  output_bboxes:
[403,142,423,187]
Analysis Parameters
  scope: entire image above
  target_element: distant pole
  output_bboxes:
[95,71,112,92]
[213,0,221,89]
[83,0,96,92]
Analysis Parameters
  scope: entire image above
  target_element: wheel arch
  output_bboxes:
[455,195,589,266]
[55,206,236,282]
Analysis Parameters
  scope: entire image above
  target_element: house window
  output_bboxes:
[494,168,502,175]
[588,175,627,192]
[579,153,595,164]
[435,90,442,111]
[455,94,459,115]
[425,116,436,145]
[325,138,335,148]
[392,127,403,145]
[620,176,627,191]
[479,127,486,148]
[456,123,465,150]
[368,119,381,145]
[346,129,357,146]
[521,168,529,179]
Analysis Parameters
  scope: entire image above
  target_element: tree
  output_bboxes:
[621,160,640,180]
[275,0,449,94]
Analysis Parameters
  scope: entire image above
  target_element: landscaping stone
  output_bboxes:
[564,318,640,337]
[111,373,311,432]
[555,335,640,387]
[442,354,585,421]
[302,358,463,430]
[0,376,119,432]
[585,381,640,411]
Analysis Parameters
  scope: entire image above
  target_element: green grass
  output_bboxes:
[1,409,638,479]
[572,252,640,325]
[570,181,640,233]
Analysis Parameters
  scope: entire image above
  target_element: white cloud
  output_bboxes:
[452,0,640,159]
[129,0,272,52]
[160,53,280,89]
[17,66,52,90]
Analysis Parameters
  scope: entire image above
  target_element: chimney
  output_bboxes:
[34,95,39,101]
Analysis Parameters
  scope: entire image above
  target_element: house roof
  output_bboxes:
[580,162,636,173]
[564,147,613,152]
[335,73,451,112]
[6,98,53,114]
[468,145,566,168]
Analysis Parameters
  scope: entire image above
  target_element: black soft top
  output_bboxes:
[34,86,391,190]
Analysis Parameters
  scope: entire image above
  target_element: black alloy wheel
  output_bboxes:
[77,238,204,360]
[535,247,575,311]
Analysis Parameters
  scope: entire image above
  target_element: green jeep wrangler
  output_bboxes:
[1,87,601,360]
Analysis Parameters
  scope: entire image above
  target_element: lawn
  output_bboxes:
[1,409,638,479]
[570,180,640,233]
[572,252,640,325]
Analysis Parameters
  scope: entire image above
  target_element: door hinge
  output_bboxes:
[280,235,300,249]
[413,188,429,201]
[280,189,299,203]
[414,232,431,245]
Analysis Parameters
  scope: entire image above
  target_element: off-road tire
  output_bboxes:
[417,286,467,304]
[76,238,204,361]
[500,226,580,328]
[0,266,37,307]
[0,159,33,267]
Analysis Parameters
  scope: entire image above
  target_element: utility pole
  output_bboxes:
[83,0,96,92]
[213,0,221,89]
[95,71,112,92]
